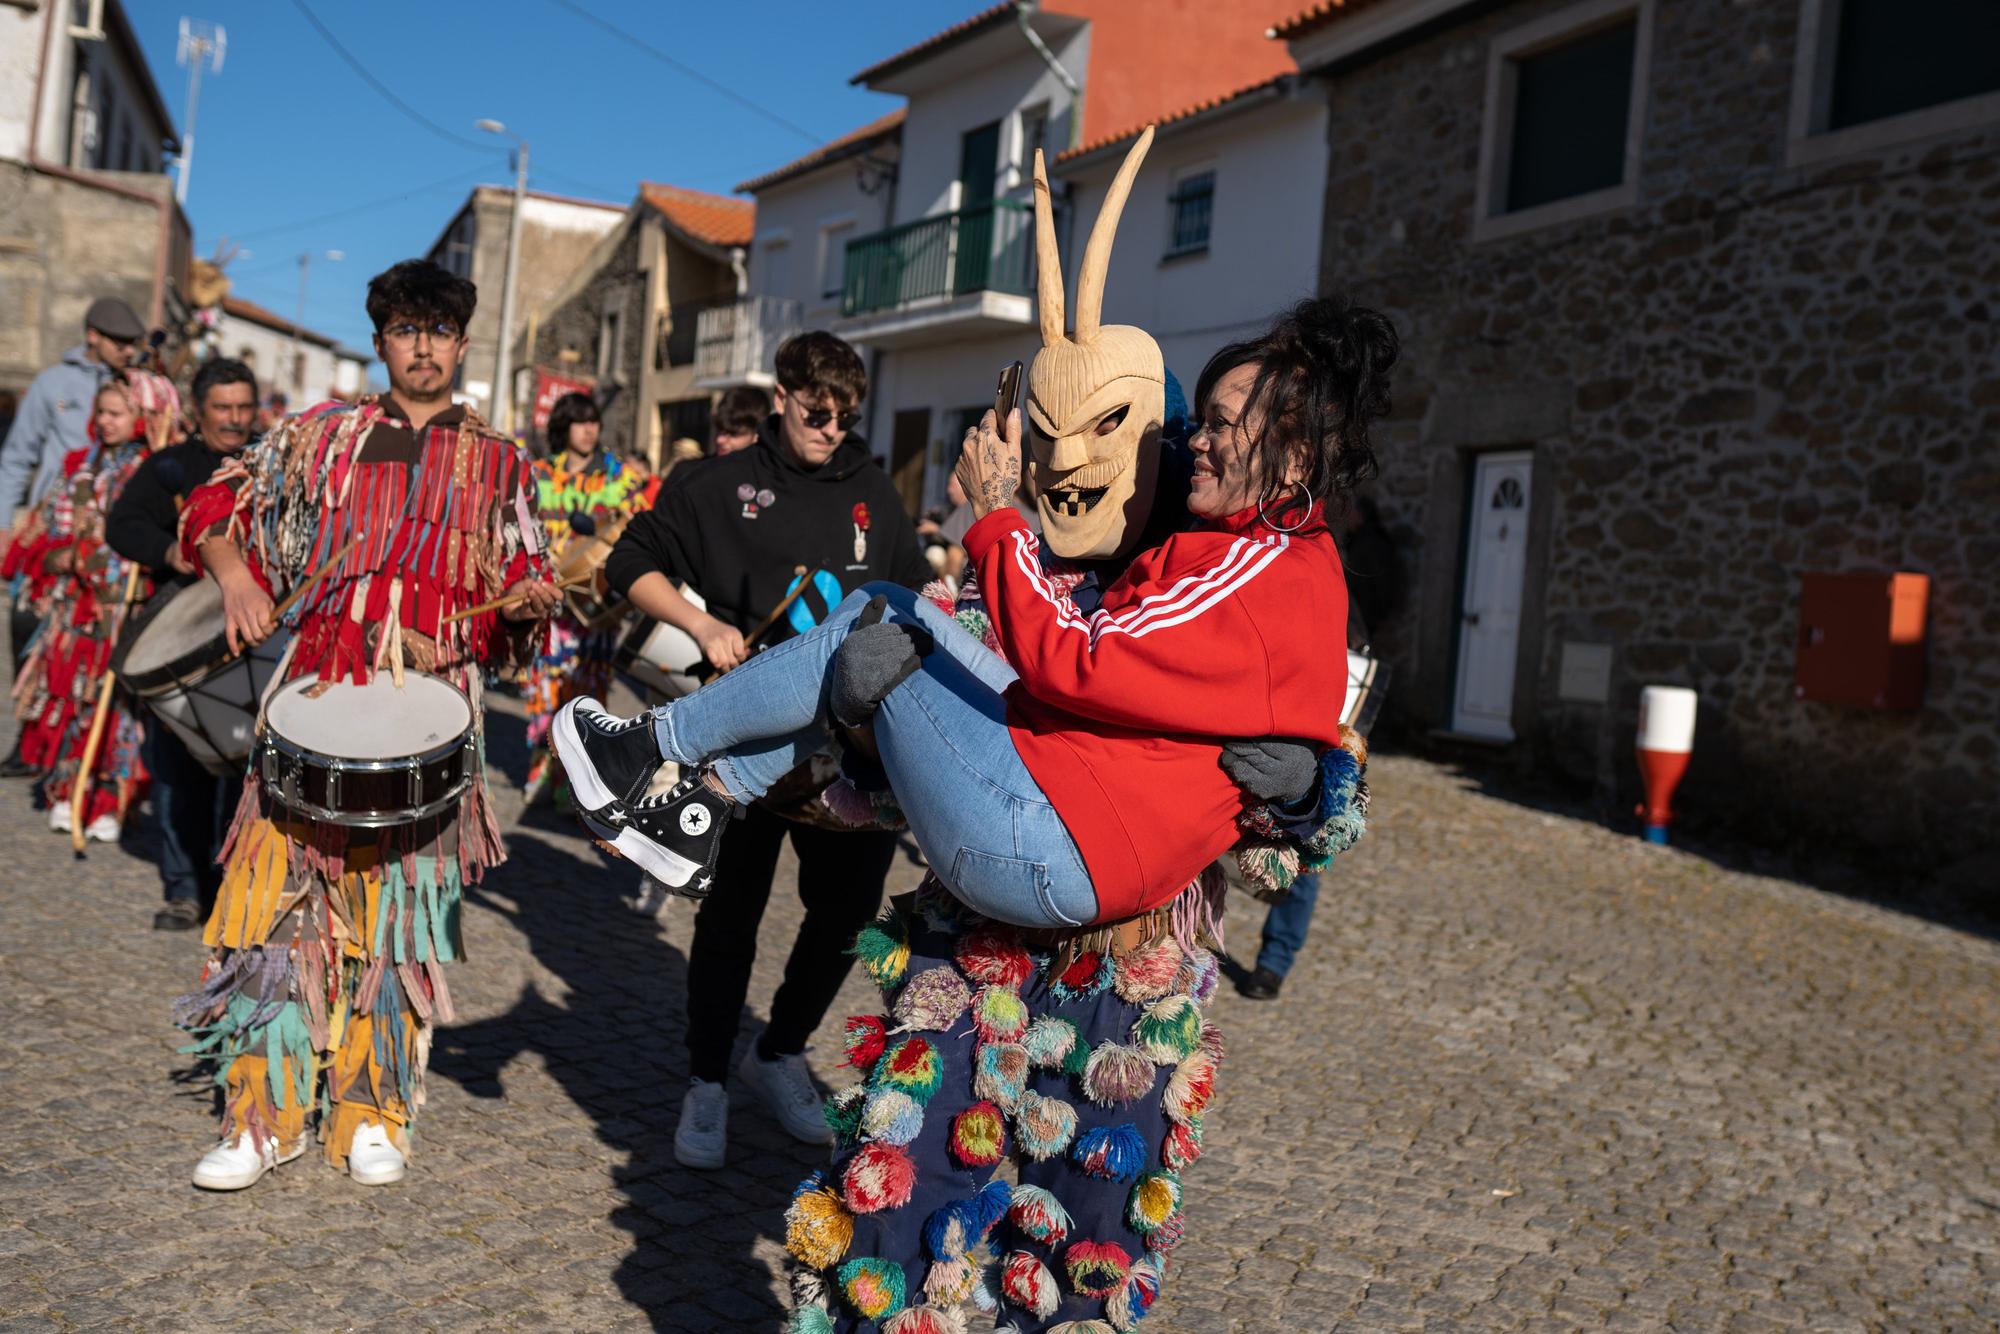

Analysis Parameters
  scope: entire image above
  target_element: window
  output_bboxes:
[1474,0,1652,239]
[760,236,792,300]
[818,219,855,301]
[1789,0,2000,164]
[597,308,621,384]
[1165,170,1214,258]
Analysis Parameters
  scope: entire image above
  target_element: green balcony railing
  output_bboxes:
[841,199,1035,318]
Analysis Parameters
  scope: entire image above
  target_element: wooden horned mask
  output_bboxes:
[1028,126,1162,561]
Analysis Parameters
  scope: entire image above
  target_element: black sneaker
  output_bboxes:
[0,751,35,779]
[1237,966,1286,1001]
[579,771,732,895]
[552,696,666,815]
[153,899,202,931]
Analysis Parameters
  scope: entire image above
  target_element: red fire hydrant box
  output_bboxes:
[1794,572,1929,710]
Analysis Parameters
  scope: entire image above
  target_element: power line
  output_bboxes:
[287,0,500,154]
[542,0,823,145]
[226,164,493,243]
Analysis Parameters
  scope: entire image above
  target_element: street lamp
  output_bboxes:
[292,248,343,403]
[478,118,528,433]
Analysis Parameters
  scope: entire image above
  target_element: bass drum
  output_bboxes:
[612,585,709,701]
[111,577,293,775]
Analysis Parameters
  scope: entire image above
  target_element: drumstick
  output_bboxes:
[440,573,594,625]
[269,536,361,624]
[695,566,814,682]
[70,563,144,856]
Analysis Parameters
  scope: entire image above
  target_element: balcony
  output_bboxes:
[692,295,803,390]
[834,200,1036,348]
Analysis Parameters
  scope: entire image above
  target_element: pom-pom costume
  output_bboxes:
[169,396,550,1169]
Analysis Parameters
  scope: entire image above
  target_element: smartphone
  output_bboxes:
[994,359,1024,424]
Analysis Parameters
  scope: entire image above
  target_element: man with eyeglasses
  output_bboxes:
[0,297,146,777]
[604,330,928,1169]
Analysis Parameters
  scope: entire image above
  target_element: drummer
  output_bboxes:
[170,259,557,1192]
[602,331,929,1170]
[104,357,258,931]
[521,391,658,806]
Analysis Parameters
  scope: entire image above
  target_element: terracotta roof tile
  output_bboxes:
[1267,0,1394,41]
[735,108,906,195]
[850,2,1016,86]
[220,294,336,348]
[639,183,757,249]
[1057,73,1294,162]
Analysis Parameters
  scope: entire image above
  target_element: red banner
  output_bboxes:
[532,369,596,431]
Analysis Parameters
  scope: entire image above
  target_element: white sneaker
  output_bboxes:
[85,812,120,843]
[673,1079,729,1170]
[191,1134,305,1191]
[739,1048,833,1145]
[347,1120,407,1186]
[47,802,70,833]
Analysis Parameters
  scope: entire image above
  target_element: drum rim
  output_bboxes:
[262,670,476,767]
[110,581,247,693]
[259,769,473,828]
[255,722,476,828]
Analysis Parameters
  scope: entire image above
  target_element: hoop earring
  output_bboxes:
[1257,481,1313,534]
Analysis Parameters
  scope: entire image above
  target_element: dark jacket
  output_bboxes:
[606,418,929,643]
[105,435,245,589]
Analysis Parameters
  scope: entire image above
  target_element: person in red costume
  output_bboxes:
[171,260,557,1192]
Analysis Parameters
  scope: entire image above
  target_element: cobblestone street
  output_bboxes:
[2,693,1996,1332]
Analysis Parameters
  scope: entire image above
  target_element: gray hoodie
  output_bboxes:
[0,345,114,528]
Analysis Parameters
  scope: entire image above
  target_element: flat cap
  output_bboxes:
[84,296,145,341]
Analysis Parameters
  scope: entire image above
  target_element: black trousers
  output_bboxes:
[141,722,240,907]
[684,803,900,1083]
[10,601,38,671]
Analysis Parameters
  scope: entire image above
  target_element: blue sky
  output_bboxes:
[134,0,990,362]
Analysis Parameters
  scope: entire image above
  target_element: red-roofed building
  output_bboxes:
[212,295,369,406]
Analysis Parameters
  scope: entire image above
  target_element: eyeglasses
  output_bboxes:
[799,406,862,431]
[381,320,463,347]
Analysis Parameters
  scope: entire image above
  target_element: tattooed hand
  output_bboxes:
[954,408,1023,521]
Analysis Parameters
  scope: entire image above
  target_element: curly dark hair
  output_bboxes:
[191,357,256,411]
[365,259,476,335]
[1194,296,1398,528]
[545,391,601,455]
[774,331,867,409]
[714,384,772,440]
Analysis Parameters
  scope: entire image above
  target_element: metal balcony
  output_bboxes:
[692,295,803,390]
[834,199,1036,347]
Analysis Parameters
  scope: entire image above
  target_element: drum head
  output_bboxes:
[113,579,231,687]
[268,673,474,759]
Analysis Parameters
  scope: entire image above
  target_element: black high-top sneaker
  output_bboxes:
[579,771,733,895]
[553,697,666,815]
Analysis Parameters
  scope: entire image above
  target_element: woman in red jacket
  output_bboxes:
[555,298,1397,928]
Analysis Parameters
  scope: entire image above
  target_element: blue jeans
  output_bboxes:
[142,723,241,906]
[1255,871,1319,977]
[649,585,1097,928]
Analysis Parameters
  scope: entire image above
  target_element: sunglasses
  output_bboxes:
[799,405,862,431]
[381,320,464,347]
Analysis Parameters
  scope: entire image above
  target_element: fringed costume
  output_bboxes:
[6,439,153,831]
[170,397,549,1167]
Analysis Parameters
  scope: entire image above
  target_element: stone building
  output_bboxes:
[1274,0,1999,863]
[424,185,625,426]
[520,183,753,465]
[0,0,190,394]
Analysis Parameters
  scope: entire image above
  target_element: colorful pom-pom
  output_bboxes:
[971,985,1030,1044]
[1072,1123,1147,1182]
[1022,1014,1081,1071]
[789,1264,829,1312]
[882,1307,967,1334]
[786,1304,834,1334]
[1014,1089,1080,1161]
[968,1176,1012,1234]
[785,1185,855,1268]
[1146,1210,1187,1253]
[792,1169,826,1201]
[1106,1255,1163,1331]
[892,967,973,1032]
[1163,1053,1216,1125]
[1197,1020,1226,1066]
[1001,1250,1060,1318]
[954,927,1035,988]
[1112,938,1183,1003]
[1064,1239,1133,1298]
[923,1178,1012,1262]
[1126,1170,1182,1236]
[1132,995,1202,1065]
[1186,949,1221,1005]
[1161,1115,1204,1171]
[949,1100,1007,1166]
[843,1014,890,1069]
[1046,1323,1117,1334]
[861,1089,926,1146]
[852,912,911,991]
[1051,949,1114,1003]
[1006,1183,1074,1245]
[841,1142,917,1214]
[836,1256,907,1320]
[969,1257,1002,1313]
[824,1085,866,1144]
[1082,1042,1157,1108]
[972,1042,1030,1112]
[923,1256,978,1306]
[871,1036,945,1105]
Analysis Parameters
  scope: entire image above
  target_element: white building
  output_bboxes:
[214,295,368,405]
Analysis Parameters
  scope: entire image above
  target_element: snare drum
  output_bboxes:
[111,578,293,776]
[612,585,709,701]
[256,673,476,827]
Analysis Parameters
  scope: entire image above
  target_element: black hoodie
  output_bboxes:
[606,416,930,643]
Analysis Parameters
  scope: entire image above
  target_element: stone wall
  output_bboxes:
[527,217,648,458]
[1317,0,1999,862]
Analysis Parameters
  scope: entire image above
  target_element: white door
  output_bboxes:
[1451,451,1533,740]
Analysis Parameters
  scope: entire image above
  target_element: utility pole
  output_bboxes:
[291,249,343,404]
[175,19,225,207]
[477,119,527,433]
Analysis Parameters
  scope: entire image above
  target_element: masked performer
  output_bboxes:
[522,391,658,805]
[7,372,178,841]
[172,260,557,1191]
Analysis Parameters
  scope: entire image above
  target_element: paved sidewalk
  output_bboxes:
[1,694,1996,1331]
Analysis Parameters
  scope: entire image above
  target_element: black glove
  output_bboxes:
[1220,738,1318,806]
[831,595,933,729]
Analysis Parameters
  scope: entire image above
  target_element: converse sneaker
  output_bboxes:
[739,1048,833,1145]
[551,696,666,815]
[191,1133,306,1191]
[578,771,731,894]
[673,1079,729,1170]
